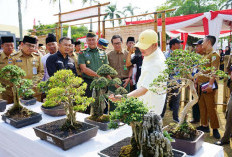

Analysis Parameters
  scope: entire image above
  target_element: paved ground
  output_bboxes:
[162,82,232,157]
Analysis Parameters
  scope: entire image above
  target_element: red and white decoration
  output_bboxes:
[126,9,232,49]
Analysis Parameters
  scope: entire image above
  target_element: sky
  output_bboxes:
[0,0,166,31]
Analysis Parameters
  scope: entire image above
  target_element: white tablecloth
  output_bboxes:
[0,102,224,157]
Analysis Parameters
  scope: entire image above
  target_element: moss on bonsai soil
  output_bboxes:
[88,114,110,123]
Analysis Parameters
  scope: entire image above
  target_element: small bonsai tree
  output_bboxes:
[0,65,31,115]
[18,79,35,100]
[89,64,122,122]
[45,70,94,130]
[150,49,227,125]
[109,97,173,157]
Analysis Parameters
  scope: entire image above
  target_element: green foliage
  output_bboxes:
[163,131,174,142]
[104,4,122,27]
[37,81,50,94]
[28,21,88,40]
[109,97,148,129]
[90,77,108,90]
[0,65,26,86]
[18,79,35,99]
[156,0,224,17]
[96,64,118,76]
[115,87,128,95]
[0,83,5,94]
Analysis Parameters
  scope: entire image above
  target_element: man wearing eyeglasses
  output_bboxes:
[0,36,15,103]
[12,35,44,101]
[107,35,131,93]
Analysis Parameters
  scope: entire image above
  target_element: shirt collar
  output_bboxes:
[1,52,9,59]
[57,51,68,59]
[87,47,98,52]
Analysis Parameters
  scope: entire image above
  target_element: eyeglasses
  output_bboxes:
[113,42,122,46]
[25,43,36,49]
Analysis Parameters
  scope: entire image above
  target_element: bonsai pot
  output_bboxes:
[41,105,65,117]
[2,111,42,128]
[33,118,99,150]
[20,97,36,106]
[171,130,204,155]
[84,116,119,131]
[98,137,187,157]
[0,100,7,112]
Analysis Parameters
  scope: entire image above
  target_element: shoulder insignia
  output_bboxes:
[212,56,217,62]
[11,51,20,56]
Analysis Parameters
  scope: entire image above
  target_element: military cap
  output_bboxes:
[23,36,37,44]
[1,36,14,44]
[169,38,183,46]
[38,44,43,47]
[193,39,203,45]
[98,38,109,49]
[126,36,135,43]
[86,30,96,37]
[46,33,56,44]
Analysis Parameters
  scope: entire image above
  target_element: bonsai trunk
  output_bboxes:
[179,80,199,125]
[130,122,143,154]
[90,88,106,118]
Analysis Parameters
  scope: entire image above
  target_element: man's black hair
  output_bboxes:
[205,35,216,46]
[111,35,123,44]
[59,37,71,44]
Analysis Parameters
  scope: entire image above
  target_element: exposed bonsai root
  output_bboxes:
[61,119,82,131]
[168,121,198,141]
[89,115,110,123]
[6,105,31,117]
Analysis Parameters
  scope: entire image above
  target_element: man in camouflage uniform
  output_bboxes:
[78,30,108,113]
[196,35,221,139]
[0,36,15,103]
[12,36,44,102]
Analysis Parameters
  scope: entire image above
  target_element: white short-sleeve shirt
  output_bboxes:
[137,48,167,115]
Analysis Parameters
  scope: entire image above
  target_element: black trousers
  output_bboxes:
[83,78,93,114]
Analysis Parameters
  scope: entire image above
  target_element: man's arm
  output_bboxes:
[127,86,148,98]
[79,64,99,77]
[46,56,57,77]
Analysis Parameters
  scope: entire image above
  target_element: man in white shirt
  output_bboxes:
[109,29,167,115]
[41,33,58,81]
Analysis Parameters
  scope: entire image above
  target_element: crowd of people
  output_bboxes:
[0,29,232,147]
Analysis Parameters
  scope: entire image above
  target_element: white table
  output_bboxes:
[0,102,224,157]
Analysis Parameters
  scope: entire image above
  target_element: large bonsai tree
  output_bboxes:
[0,65,31,115]
[45,70,94,130]
[89,64,122,122]
[109,97,173,157]
[150,49,227,125]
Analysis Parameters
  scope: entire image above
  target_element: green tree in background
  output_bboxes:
[28,22,88,41]
[104,4,122,27]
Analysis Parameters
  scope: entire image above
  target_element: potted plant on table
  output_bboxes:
[150,49,227,155]
[0,83,7,112]
[33,70,97,150]
[0,65,42,128]
[84,64,125,131]
[99,97,186,157]
[19,79,36,106]
[38,80,66,116]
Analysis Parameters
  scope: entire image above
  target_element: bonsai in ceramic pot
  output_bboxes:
[150,49,227,155]
[85,64,125,131]
[18,79,36,106]
[33,70,97,150]
[0,83,7,112]
[38,80,66,116]
[99,97,186,157]
[0,65,42,128]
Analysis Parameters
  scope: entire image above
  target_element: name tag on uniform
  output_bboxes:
[33,67,37,74]
[16,60,22,62]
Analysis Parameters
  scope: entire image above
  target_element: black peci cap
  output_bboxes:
[46,33,56,44]
[126,37,135,43]
[23,36,37,44]
[1,36,14,44]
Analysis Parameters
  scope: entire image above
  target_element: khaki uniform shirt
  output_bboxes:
[11,50,44,80]
[197,50,220,85]
[69,52,81,76]
[78,47,108,79]
[107,50,129,79]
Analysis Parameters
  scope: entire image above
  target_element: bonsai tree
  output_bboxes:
[150,49,227,125]
[109,97,173,157]
[18,79,35,100]
[45,69,94,130]
[0,65,29,115]
[89,64,122,122]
